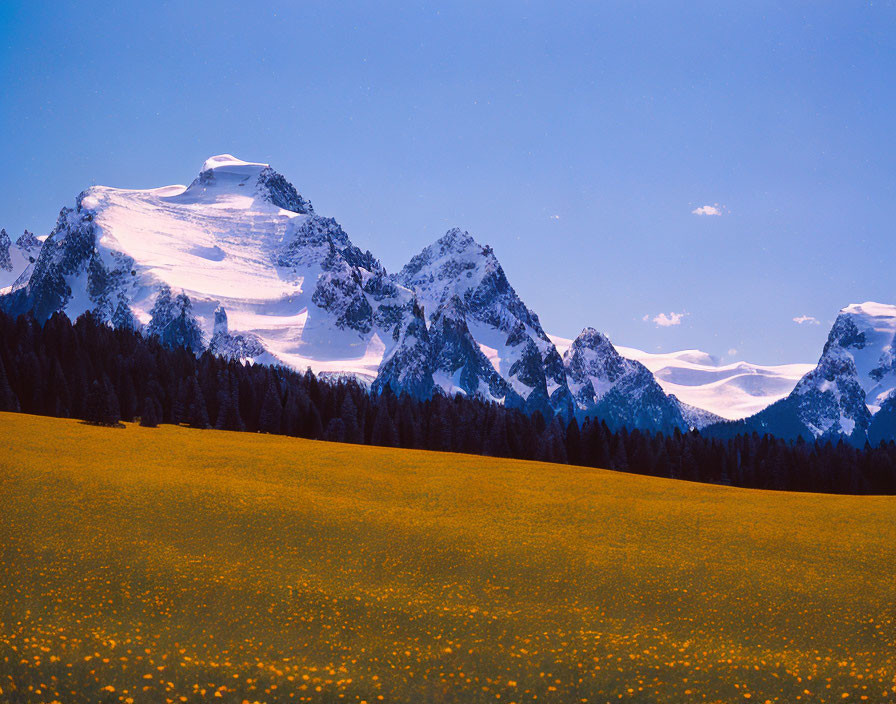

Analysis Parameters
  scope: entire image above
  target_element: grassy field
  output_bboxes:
[0,413,893,704]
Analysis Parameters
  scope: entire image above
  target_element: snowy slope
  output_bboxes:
[550,335,812,421]
[616,347,814,421]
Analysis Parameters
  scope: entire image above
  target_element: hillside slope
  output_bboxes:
[1,413,893,704]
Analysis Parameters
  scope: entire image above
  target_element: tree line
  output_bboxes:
[1,310,894,495]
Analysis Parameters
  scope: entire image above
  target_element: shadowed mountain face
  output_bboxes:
[0,228,42,294]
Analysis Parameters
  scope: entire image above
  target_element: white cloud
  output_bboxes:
[646,311,687,327]
[692,204,722,216]
[793,315,820,325]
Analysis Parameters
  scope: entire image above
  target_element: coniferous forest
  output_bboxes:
[1,310,895,495]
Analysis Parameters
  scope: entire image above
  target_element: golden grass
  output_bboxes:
[0,412,894,704]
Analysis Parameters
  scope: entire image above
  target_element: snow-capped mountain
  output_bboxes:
[0,155,425,388]
[396,228,575,418]
[0,229,42,293]
[395,233,694,429]
[707,302,896,443]
[561,327,687,432]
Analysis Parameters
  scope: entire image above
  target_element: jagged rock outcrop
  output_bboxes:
[428,295,524,407]
[869,391,896,446]
[208,306,266,361]
[0,229,43,293]
[0,202,137,323]
[371,301,434,399]
[0,229,11,272]
[675,398,725,430]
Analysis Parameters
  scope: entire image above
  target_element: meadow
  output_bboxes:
[0,412,893,704]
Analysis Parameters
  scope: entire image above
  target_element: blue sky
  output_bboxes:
[1,1,894,363]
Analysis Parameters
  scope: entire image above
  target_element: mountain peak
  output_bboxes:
[200,154,270,175]
[189,154,313,214]
[563,324,686,432]
[841,301,896,319]
[572,327,613,350]
[436,227,479,253]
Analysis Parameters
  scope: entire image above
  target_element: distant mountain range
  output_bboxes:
[2,154,893,443]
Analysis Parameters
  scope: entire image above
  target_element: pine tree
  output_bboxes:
[282,390,303,436]
[147,284,174,338]
[46,359,71,418]
[611,436,628,471]
[186,376,210,428]
[171,378,188,425]
[339,394,361,443]
[324,417,346,443]
[426,402,452,451]
[215,370,244,431]
[140,396,159,427]
[84,378,120,426]
[118,371,137,422]
[0,354,20,412]
[259,382,283,434]
[484,414,510,457]
[549,419,568,464]
[103,376,121,426]
[112,299,139,331]
[565,418,583,466]
[371,403,398,447]
[165,293,204,353]
[397,400,421,449]
[307,403,324,439]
